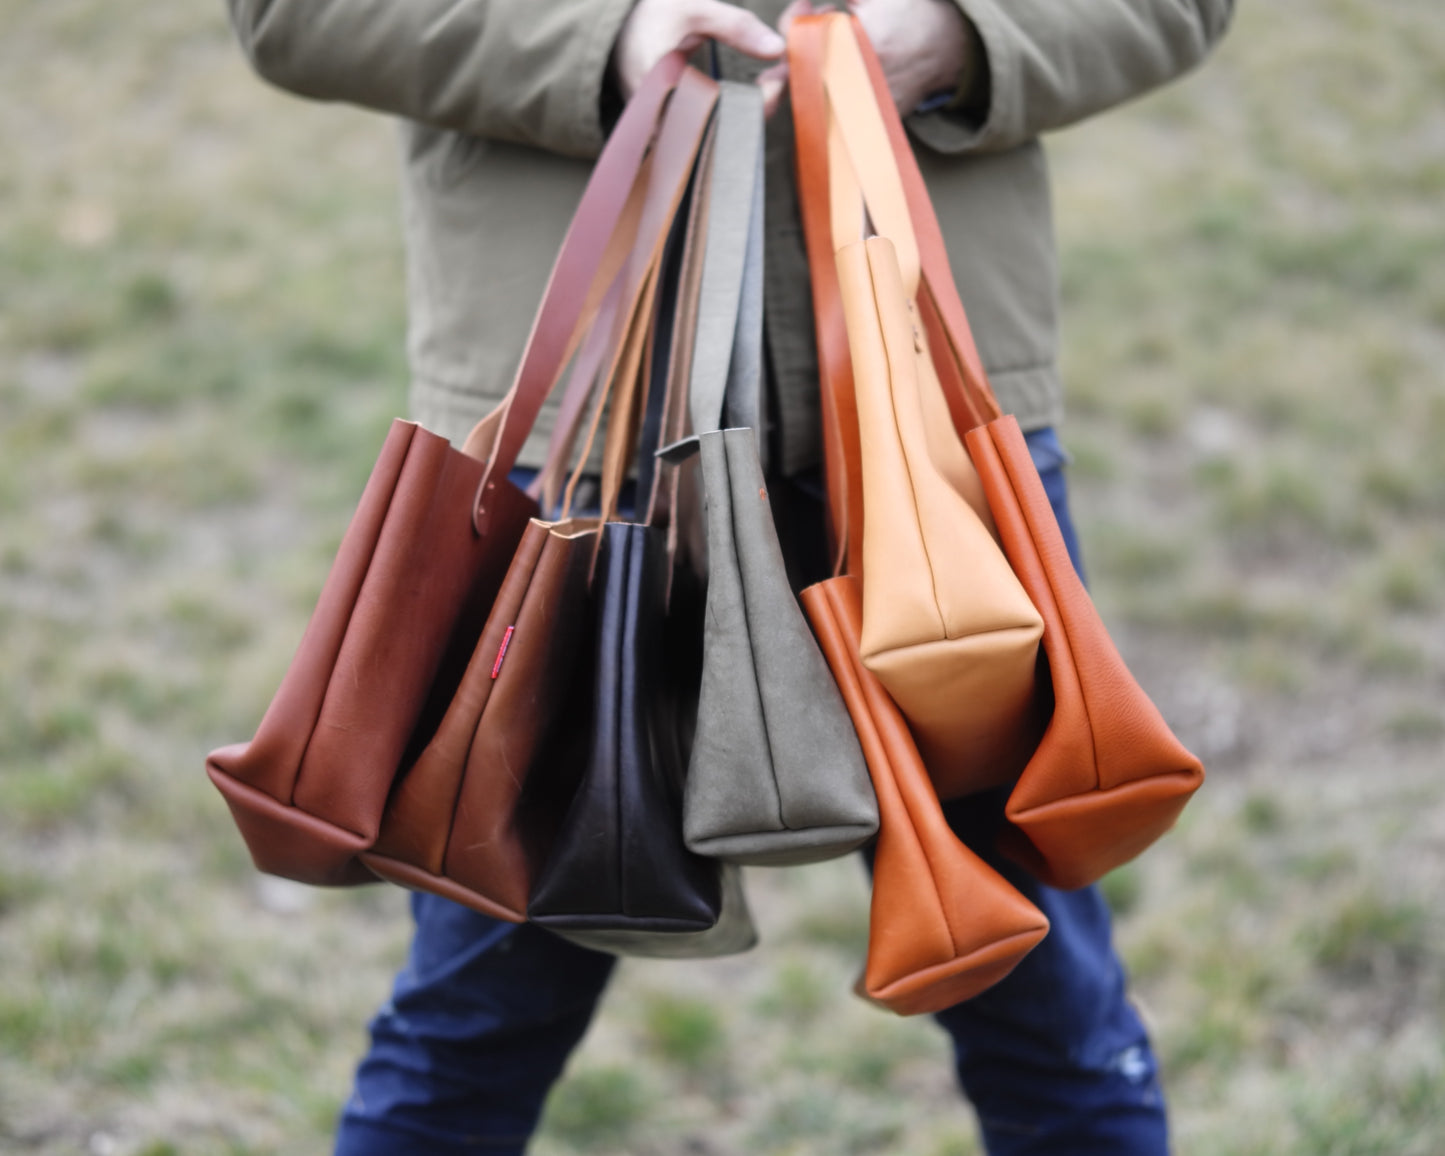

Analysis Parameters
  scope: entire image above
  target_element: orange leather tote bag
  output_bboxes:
[819,15,1207,890]
[790,16,1049,1014]
[206,58,710,890]
[806,576,1050,1014]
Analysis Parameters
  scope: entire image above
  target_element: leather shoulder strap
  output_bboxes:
[790,16,863,575]
[530,173,651,511]
[468,56,711,530]
[844,15,1000,427]
[565,70,719,525]
[686,82,765,442]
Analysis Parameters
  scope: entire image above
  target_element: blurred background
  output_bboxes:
[2,1,1443,1153]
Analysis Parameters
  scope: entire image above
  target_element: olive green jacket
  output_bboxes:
[226,0,1232,475]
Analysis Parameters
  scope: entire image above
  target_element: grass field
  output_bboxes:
[2,1,1443,1153]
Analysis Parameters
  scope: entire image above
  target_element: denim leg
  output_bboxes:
[334,893,616,1155]
[934,794,1166,1155]
[927,428,1167,1156]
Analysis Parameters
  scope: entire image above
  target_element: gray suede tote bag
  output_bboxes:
[664,83,878,867]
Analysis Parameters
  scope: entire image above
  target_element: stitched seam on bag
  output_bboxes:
[724,437,790,834]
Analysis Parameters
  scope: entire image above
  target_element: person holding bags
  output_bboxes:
[219,0,1232,1151]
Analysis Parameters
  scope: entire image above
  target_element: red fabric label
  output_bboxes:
[491,625,515,679]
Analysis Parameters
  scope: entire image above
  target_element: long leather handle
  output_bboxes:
[790,16,863,575]
[841,15,1001,428]
[591,74,719,525]
[821,20,920,300]
[464,53,683,467]
[685,82,766,441]
[469,57,712,533]
[645,117,717,529]
[530,171,653,512]
[790,14,1005,569]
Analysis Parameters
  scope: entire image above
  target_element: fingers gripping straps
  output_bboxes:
[466,57,719,535]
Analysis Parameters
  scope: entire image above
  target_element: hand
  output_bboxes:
[768,0,978,119]
[612,0,788,114]
[847,0,974,117]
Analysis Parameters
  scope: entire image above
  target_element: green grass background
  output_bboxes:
[2,0,1444,1152]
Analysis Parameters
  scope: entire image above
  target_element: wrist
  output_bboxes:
[921,6,987,119]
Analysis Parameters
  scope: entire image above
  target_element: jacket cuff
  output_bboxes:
[564,0,641,156]
[907,0,1009,155]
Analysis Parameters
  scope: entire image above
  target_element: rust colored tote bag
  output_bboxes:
[806,14,1205,891]
[206,58,713,890]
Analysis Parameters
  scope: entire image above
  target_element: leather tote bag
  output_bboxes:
[805,576,1050,1014]
[658,83,876,867]
[528,123,757,958]
[798,18,1043,802]
[205,58,713,889]
[809,15,1206,890]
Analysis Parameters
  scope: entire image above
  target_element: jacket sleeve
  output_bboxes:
[225,0,638,159]
[909,0,1234,154]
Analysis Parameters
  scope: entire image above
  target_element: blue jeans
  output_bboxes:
[334,428,1166,1155]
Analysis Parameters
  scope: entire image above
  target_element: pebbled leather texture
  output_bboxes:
[803,576,1049,1015]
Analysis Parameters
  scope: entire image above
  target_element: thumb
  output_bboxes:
[684,0,786,61]
[776,0,815,43]
[756,62,788,119]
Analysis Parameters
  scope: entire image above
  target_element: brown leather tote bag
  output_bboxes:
[206,58,712,889]
[821,14,1206,890]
